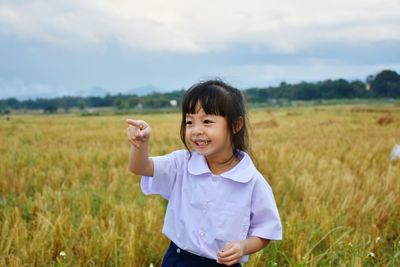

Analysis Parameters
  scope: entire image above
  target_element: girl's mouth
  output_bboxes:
[193,139,211,146]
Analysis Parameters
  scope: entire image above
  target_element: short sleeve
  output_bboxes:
[140,151,180,200]
[248,178,282,240]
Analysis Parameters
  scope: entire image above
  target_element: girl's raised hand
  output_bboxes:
[126,119,152,148]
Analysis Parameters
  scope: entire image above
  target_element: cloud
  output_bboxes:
[0,0,399,53]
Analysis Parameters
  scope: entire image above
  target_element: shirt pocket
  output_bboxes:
[213,203,250,242]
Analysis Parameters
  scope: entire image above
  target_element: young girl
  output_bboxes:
[126,80,282,267]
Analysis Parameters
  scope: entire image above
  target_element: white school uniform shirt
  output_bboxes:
[141,150,282,263]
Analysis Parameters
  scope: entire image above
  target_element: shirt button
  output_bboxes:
[200,231,205,237]
[176,248,181,253]
[212,176,218,182]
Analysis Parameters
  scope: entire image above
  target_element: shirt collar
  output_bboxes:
[187,151,256,183]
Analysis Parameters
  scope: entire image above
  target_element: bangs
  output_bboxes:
[182,85,227,116]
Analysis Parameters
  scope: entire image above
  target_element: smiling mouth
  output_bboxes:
[193,139,211,146]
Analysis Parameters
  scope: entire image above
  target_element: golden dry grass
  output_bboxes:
[1,106,399,266]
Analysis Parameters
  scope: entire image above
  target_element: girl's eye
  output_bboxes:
[185,121,192,125]
[204,120,213,124]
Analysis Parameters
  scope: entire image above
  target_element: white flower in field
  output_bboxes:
[368,252,375,258]
[59,251,66,258]
[149,264,154,267]
[390,144,400,160]
[375,236,381,243]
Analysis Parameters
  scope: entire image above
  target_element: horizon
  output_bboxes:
[1,71,386,101]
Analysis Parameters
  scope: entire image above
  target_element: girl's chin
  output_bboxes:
[193,148,207,154]
[192,147,210,155]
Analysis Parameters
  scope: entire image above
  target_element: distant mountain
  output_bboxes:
[7,90,83,101]
[13,92,57,101]
[1,84,170,100]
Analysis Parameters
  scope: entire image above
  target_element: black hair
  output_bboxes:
[180,79,250,158]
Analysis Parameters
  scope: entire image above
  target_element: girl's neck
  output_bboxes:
[206,152,240,175]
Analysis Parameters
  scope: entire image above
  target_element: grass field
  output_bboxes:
[1,105,400,266]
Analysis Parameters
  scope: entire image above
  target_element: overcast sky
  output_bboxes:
[1,0,400,99]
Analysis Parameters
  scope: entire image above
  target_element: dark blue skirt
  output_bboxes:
[161,241,242,267]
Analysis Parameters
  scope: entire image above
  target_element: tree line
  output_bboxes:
[1,69,399,114]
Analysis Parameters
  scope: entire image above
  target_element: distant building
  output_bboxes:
[170,100,178,107]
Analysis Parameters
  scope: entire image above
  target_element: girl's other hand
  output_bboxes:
[126,119,151,148]
[216,241,244,266]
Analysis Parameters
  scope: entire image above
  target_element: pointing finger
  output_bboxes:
[126,119,148,130]
[126,119,140,127]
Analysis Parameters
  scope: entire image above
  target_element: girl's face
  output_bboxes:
[185,105,233,162]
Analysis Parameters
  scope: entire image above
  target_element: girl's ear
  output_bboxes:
[233,117,243,134]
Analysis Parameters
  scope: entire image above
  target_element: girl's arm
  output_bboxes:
[126,119,154,177]
[217,236,270,266]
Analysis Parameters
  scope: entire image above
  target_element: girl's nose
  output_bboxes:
[192,124,204,135]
